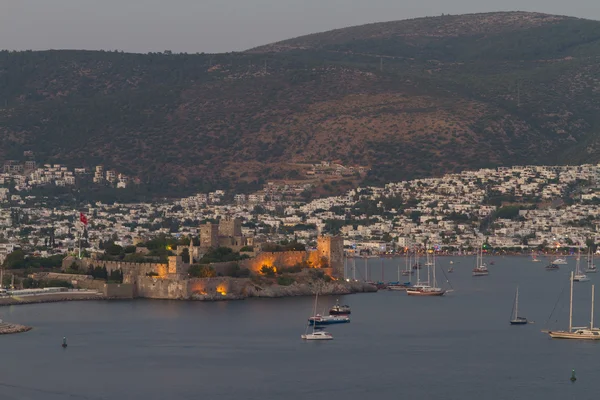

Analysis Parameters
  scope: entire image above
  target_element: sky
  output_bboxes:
[0,0,598,54]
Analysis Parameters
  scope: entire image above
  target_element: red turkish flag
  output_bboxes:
[80,212,88,225]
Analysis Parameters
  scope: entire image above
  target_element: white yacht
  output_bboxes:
[545,272,600,340]
[553,258,568,265]
[301,330,334,340]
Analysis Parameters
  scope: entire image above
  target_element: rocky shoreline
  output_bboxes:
[0,322,32,334]
[191,280,377,301]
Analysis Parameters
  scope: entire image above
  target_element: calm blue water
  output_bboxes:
[0,256,598,399]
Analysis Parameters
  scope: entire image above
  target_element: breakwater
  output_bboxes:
[0,322,32,334]
[0,292,104,307]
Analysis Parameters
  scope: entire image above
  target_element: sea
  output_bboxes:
[0,256,598,400]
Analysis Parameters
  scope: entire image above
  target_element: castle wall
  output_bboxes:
[103,283,134,298]
[132,276,189,299]
[239,251,314,273]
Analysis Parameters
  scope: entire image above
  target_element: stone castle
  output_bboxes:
[62,217,343,300]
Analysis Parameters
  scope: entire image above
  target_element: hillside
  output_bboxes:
[1,11,600,195]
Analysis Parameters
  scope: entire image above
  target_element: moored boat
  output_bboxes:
[545,263,559,271]
[545,272,600,340]
[308,314,350,325]
[301,330,334,340]
[509,286,528,325]
[329,299,351,315]
[472,245,489,276]
[553,258,568,265]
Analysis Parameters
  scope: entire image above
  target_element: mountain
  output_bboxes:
[1,11,600,196]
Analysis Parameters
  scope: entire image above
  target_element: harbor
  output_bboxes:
[0,255,597,399]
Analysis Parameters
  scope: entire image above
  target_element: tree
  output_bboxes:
[189,265,216,278]
[181,248,190,263]
[3,249,26,269]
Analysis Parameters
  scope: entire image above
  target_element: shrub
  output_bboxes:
[277,276,295,286]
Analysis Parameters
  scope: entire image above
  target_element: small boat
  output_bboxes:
[449,260,454,265]
[531,251,541,262]
[301,330,333,340]
[308,314,350,325]
[448,267,454,273]
[329,299,351,315]
[553,258,568,265]
[509,286,528,325]
[401,270,413,276]
[490,261,495,266]
[545,263,559,270]
[545,272,600,340]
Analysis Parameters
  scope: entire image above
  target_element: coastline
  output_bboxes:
[0,322,32,334]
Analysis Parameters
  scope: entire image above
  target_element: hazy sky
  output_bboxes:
[0,0,598,53]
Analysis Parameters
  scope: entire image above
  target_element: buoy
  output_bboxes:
[62,337,67,348]
[570,369,576,382]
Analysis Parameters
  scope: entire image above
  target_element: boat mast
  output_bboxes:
[569,271,574,332]
[515,286,519,319]
[591,284,595,329]
[416,250,420,284]
[432,250,437,287]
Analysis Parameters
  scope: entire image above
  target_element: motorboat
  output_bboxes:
[553,258,568,265]
[329,299,351,315]
[301,330,333,340]
[545,263,559,271]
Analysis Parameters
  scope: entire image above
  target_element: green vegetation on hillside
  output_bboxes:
[1,12,600,195]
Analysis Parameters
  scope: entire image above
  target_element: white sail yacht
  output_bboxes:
[407,250,445,296]
[586,248,597,273]
[574,250,589,282]
[509,286,528,325]
[472,246,489,276]
[301,289,333,340]
[545,272,600,340]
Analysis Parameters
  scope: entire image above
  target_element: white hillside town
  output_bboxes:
[2,162,600,264]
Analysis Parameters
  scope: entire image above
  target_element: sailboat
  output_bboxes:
[574,250,589,282]
[406,250,445,296]
[472,246,489,276]
[545,272,600,340]
[302,289,333,340]
[509,286,528,325]
[586,248,597,273]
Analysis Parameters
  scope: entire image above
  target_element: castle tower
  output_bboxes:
[218,216,242,237]
[167,256,184,277]
[317,235,344,278]
[188,234,196,263]
[200,223,219,250]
